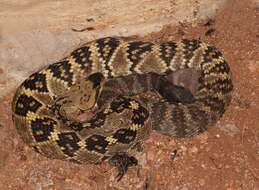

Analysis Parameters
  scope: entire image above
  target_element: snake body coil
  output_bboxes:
[12,37,233,171]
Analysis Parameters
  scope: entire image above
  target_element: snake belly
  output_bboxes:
[11,37,233,164]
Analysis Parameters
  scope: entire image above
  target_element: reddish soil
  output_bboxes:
[0,0,258,189]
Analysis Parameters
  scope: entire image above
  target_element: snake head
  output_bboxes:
[78,72,105,111]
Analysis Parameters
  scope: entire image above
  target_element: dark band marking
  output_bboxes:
[88,112,106,129]
[206,60,231,74]
[203,78,233,94]
[96,37,120,77]
[56,132,80,157]
[189,106,209,133]
[15,94,42,116]
[200,96,226,116]
[110,96,130,113]
[31,117,56,142]
[22,73,49,93]
[113,128,136,144]
[85,134,108,154]
[48,60,74,86]
[132,106,149,126]
[170,107,189,138]
[182,39,201,62]
[127,41,152,71]
[159,42,177,67]
[68,122,84,131]
[203,46,223,63]
[71,46,92,70]
[150,103,167,130]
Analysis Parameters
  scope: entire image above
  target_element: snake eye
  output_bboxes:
[87,73,105,89]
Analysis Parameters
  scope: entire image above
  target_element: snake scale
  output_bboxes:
[12,37,233,179]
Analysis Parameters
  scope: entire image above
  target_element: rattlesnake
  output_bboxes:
[12,37,233,180]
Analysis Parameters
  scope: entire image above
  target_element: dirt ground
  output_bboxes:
[0,0,258,189]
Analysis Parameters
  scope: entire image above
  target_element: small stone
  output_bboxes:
[180,145,187,152]
[218,124,240,137]
[197,133,208,144]
[189,146,198,154]
[199,179,205,186]
[247,60,259,73]
[137,153,147,165]
[179,145,187,156]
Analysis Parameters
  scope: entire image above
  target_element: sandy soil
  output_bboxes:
[0,0,258,189]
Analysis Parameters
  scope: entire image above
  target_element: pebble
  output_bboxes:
[199,179,205,186]
[137,153,147,165]
[189,146,198,154]
[197,133,209,144]
[247,60,259,73]
[218,124,240,137]
[180,145,187,152]
[179,145,187,156]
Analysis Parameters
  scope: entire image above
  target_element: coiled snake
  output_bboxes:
[12,37,233,180]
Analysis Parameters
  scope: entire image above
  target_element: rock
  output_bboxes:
[189,146,199,154]
[218,124,240,137]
